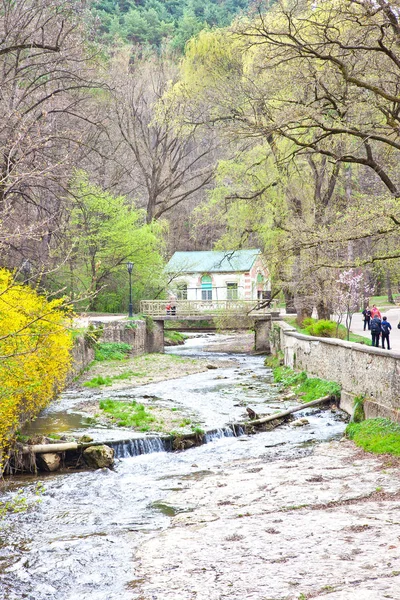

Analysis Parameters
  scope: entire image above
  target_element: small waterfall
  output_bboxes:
[109,425,246,459]
[110,436,172,459]
[202,425,244,444]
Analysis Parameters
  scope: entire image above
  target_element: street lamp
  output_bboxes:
[127,261,134,318]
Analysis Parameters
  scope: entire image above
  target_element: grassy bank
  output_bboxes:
[98,398,203,435]
[265,356,341,402]
[346,418,400,456]
[284,317,372,346]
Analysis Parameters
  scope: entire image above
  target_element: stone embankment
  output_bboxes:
[271,321,400,422]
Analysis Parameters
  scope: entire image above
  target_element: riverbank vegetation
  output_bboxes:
[285,318,372,346]
[265,357,341,403]
[98,398,202,434]
[346,419,400,456]
[0,270,72,470]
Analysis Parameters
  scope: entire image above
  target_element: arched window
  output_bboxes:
[257,273,264,284]
[201,275,212,300]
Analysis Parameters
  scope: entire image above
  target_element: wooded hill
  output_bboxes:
[91,0,251,51]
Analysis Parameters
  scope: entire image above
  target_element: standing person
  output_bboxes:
[381,316,392,350]
[370,314,382,347]
[362,306,371,331]
[370,304,382,319]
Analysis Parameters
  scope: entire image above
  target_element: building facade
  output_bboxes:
[166,249,270,302]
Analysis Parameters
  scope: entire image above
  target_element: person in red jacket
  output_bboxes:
[370,304,382,319]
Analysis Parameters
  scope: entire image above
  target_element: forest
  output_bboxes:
[0,0,399,316]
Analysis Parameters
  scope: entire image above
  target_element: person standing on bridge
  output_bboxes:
[370,314,382,347]
[381,316,392,350]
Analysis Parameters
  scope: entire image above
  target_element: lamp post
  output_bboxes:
[127,261,134,318]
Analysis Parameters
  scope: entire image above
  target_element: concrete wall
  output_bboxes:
[272,321,400,421]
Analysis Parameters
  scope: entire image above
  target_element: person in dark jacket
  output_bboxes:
[362,306,371,330]
[370,315,382,347]
[381,316,392,350]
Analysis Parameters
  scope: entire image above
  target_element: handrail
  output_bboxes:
[140,299,275,318]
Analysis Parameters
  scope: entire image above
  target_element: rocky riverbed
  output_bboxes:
[132,440,400,600]
[1,332,396,600]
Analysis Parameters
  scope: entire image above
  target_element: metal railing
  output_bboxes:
[140,299,277,318]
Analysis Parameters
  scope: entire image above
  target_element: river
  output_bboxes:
[0,334,351,600]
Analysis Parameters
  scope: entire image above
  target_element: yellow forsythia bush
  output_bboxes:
[0,269,73,466]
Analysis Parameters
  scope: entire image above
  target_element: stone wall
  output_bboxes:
[272,321,400,421]
[93,319,164,355]
[69,319,164,382]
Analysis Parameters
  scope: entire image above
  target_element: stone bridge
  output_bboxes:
[140,299,278,352]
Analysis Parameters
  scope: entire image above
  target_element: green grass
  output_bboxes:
[370,295,396,306]
[99,399,155,430]
[164,330,188,344]
[271,364,340,402]
[94,342,132,361]
[84,375,113,387]
[346,418,400,455]
[285,317,372,346]
[83,369,146,387]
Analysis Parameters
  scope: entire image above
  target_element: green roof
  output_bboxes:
[166,249,261,273]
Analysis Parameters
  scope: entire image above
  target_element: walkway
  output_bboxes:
[350,307,400,352]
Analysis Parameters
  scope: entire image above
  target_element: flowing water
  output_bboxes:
[0,334,346,600]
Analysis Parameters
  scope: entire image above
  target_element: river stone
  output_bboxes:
[291,418,309,427]
[206,364,218,369]
[36,452,61,472]
[83,445,114,469]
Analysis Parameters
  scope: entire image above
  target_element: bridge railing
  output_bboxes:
[139,299,275,318]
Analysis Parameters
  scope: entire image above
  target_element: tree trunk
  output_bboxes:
[316,299,332,321]
[284,289,296,314]
[386,270,394,303]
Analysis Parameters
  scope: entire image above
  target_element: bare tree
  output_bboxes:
[0,0,104,271]
[111,52,217,223]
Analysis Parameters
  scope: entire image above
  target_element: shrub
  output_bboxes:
[94,342,132,361]
[0,269,72,469]
[303,319,337,338]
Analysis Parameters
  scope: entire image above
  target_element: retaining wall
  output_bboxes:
[271,321,400,421]
[92,319,164,355]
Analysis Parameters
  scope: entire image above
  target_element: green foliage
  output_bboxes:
[352,395,366,423]
[84,375,113,387]
[286,317,372,346]
[302,318,337,338]
[94,342,132,361]
[99,399,155,430]
[264,353,283,369]
[83,369,146,387]
[91,0,251,51]
[273,366,307,387]
[50,172,166,312]
[272,365,340,403]
[164,330,188,344]
[346,418,400,456]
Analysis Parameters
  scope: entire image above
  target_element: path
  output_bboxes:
[350,307,400,352]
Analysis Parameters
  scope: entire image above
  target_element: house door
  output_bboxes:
[201,275,212,300]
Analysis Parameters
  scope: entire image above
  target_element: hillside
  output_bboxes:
[91,0,251,51]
